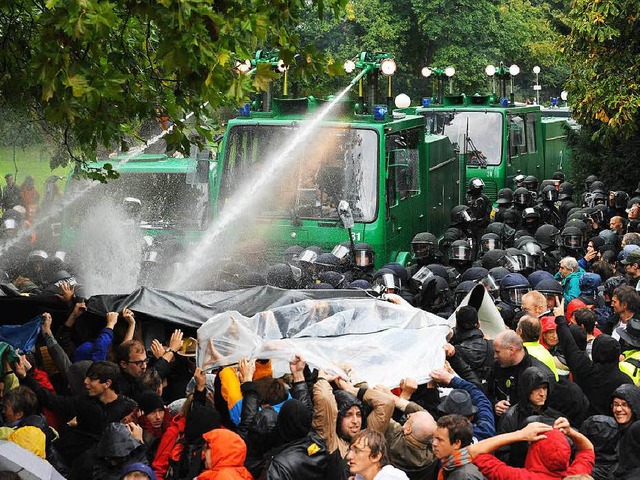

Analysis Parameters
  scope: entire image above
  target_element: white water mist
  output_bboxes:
[169,84,355,289]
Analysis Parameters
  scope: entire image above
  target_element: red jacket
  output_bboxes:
[152,414,186,480]
[30,367,62,431]
[473,429,595,480]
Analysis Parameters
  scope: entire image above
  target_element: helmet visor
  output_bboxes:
[522,243,542,257]
[562,234,583,249]
[503,254,524,272]
[331,244,351,260]
[543,189,558,202]
[479,273,499,292]
[411,266,434,290]
[481,238,501,253]
[298,250,318,264]
[514,193,530,205]
[457,210,474,223]
[355,250,373,267]
[412,242,436,259]
[505,287,531,306]
[449,245,471,261]
[373,273,401,290]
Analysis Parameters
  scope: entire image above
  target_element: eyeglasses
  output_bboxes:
[348,445,371,455]
[612,402,630,409]
[126,358,149,366]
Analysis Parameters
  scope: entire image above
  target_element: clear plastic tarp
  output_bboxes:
[197,298,451,388]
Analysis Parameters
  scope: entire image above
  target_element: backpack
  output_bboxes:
[166,435,205,480]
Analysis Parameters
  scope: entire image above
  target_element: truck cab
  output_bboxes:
[216,97,463,267]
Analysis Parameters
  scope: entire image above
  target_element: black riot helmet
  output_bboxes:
[353,243,375,268]
[481,233,502,253]
[460,267,489,283]
[284,245,304,265]
[541,184,558,202]
[584,175,599,190]
[522,207,541,221]
[589,180,607,194]
[468,177,485,193]
[515,235,537,249]
[448,240,472,261]
[536,278,563,298]
[614,191,630,210]
[592,204,609,224]
[488,266,511,286]
[496,188,514,205]
[450,205,475,227]
[535,224,560,250]
[565,218,589,234]
[513,174,526,189]
[513,187,533,208]
[552,171,566,182]
[504,247,535,275]
[454,280,476,306]
[426,264,452,284]
[315,253,341,272]
[411,232,439,260]
[499,273,531,307]
[372,268,401,294]
[523,175,539,193]
[520,241,542,258]
[561,226,584,249]
[481,249,507,270]
[501,208,521,230]
[485,222,516,247]
[558,182,574,201]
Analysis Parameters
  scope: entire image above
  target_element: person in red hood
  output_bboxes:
[539,317,559,352]
[467,418,594,479]
[197,429,253,480]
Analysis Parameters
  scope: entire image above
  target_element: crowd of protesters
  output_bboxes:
[1,173,640,479]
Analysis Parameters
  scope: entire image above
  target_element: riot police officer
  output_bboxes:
[466,178,492,229]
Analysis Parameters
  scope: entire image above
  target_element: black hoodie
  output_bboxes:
[496,366,563,467]
[556,315,634,416]
[581,415,619,480]
[612,420,640,479]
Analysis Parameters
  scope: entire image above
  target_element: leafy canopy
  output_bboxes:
[0,0,347,167]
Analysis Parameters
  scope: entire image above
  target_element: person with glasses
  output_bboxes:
[116,328,184,401]
[345,429,409,480]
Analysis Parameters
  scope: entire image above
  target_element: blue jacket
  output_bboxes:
[72,328,114,362]
[554,268,585,304]
[450,376,496,441]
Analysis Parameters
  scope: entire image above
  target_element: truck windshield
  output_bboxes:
[66,172,209,230]
[426,111,503,165]
[222,125,379,222]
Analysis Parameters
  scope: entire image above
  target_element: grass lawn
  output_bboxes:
[0,145,71,196]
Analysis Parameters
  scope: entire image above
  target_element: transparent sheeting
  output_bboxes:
[197,298,450,387]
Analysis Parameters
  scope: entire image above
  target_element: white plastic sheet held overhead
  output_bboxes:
[196,297,451,388]
[447,284,506,339]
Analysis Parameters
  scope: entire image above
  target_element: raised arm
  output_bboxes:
[40,312,72,380]
[312,371,339,453]
[467,422,552,458]
[336,377,395,434]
